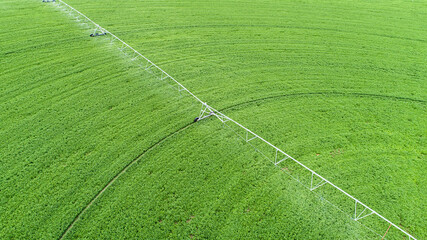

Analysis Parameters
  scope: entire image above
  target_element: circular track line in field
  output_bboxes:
[59,122,196,240]
[135,24,426,43]
[221,91,425,112]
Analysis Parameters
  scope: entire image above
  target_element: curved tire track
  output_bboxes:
[221,91,425,112]
[59,122,195,240]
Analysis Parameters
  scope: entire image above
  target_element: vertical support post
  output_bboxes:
[354,200,358,220]
[199,103,207,119]
[275,149,278,164]
[131,52,138,61]
[311,172,314,190]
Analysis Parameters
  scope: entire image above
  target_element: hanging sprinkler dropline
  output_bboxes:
[49,1,417,239]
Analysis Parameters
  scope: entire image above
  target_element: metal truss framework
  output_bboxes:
[51,1,417,239]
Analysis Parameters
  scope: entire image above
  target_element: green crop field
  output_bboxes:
[1,0,425,239]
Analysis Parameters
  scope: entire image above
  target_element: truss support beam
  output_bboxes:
[177,85,186,92]
[310,173,327,191]
[131,56,139,61]
[144,63,154,71]
[354,201,374,221]
[275,149,289,165]
[245,131,257,142]
[119,43,126,51]
[214,113,229,123]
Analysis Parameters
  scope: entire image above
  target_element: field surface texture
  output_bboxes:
[0,0,426,239]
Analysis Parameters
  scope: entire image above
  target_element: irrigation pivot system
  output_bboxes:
[49,1,417,239]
